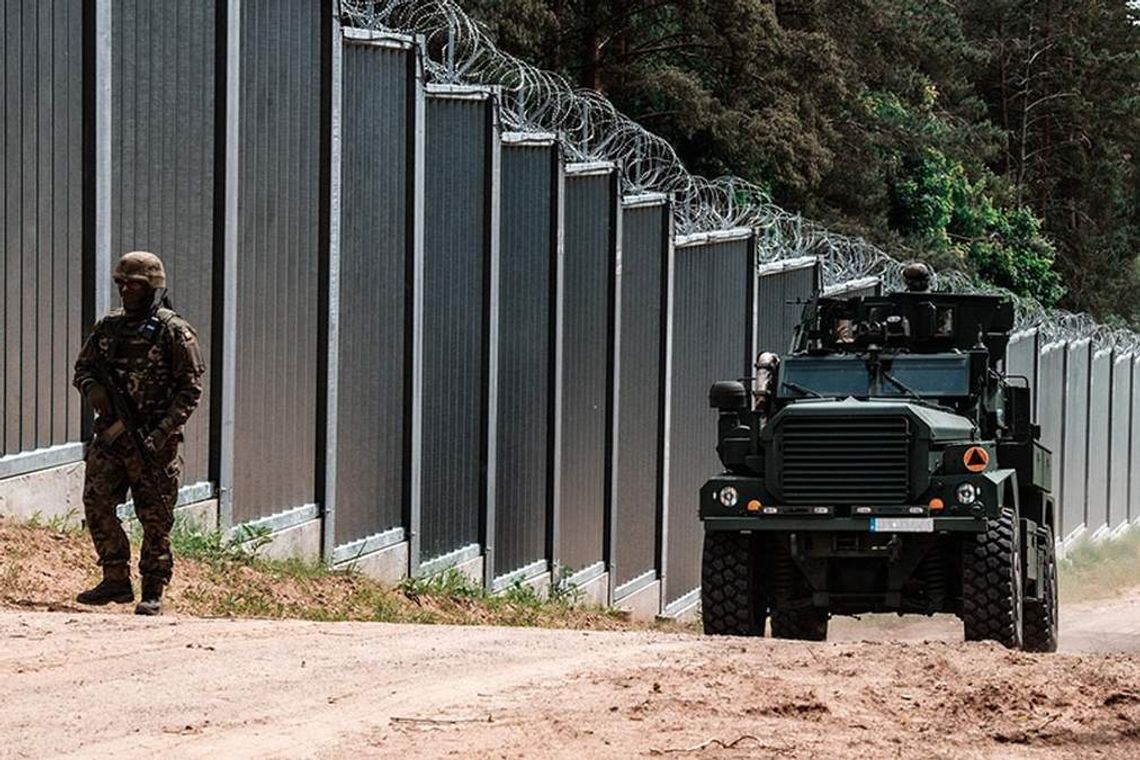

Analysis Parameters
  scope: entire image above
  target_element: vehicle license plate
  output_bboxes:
[870,517,934,533]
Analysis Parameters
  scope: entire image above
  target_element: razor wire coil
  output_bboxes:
[342,0,1140,355]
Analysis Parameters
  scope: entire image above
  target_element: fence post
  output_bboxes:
[216,0,241,535]
[321,7,344,563]
[407,36,427,579]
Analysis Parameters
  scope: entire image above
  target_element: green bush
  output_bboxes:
[889,147,1064,306]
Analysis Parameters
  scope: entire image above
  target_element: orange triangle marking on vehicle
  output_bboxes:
[964,447,989,472]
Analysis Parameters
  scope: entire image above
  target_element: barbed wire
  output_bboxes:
[341,0,1140,355]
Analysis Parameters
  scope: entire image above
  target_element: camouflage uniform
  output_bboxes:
[73,303,206,587]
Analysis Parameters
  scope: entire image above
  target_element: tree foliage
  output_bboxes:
[889,147,1064,305]
[468,0,1140,321]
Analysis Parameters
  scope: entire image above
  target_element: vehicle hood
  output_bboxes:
[770,397,978,442]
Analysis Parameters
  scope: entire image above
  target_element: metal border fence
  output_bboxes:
[1,9,1138,619]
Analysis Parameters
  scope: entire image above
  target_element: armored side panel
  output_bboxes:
[493,137,558,584]
[1109,353,1132,530]
[333,37,417,549]
[557,166,619,578]
[755,258,819,355]
[232,0,322,522]
[111,0,217,485]
[1085,350,1111,533]
[1,1,85,459]
[665,233,754,609]
[1060,340,1091,539]
[614,196,670,593]
[1005,330,1039,422]
[1036,343,1065,506]
[420,90,495,565]
[822,277,881,299]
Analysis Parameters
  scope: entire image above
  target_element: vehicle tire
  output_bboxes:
[961,507,1023,649]
[1022,525,1058,653]
[769,606,829,641]
[701,531,765,636]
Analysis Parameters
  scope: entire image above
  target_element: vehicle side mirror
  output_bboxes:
[709,381,748,411]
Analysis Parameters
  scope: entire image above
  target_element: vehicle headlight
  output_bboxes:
[719,486,739,507]
[956,482,977,504]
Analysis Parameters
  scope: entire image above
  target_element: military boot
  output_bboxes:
[76,566,134,605]
[134,577,165,616]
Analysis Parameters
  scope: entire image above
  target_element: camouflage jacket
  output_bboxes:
[73,307,206,440]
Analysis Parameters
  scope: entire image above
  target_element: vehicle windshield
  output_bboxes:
[777,354,970,399]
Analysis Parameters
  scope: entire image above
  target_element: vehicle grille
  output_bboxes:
[777,415,911,505]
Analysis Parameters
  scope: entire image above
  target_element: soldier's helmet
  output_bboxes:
[902,261,932,292]
[113,251,166,289]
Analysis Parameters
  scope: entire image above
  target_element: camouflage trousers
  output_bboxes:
[82,435,182,584]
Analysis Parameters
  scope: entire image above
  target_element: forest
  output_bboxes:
[464,0,1140,326]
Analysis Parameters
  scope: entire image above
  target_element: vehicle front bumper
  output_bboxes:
[701,473,998,532]
[702,515,987,533]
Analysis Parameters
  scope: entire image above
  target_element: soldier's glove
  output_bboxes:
[86,384,113,418]
[143,429,169,454]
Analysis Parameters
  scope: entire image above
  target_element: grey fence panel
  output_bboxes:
[1086,350,1111,533]
[333,39,416,547]
[614,198,670,590]
[558,168,618,575]
[666,235,754,607]
[111,0,216,484]
[1133,357,1140,524]
[1,1,85,457]
[1060,340,1091,538]
[1109,354,1132,530]
[493,139,557,580]
[755,260,819,355]
[421,92,493,563]
[232,0,322,522]
[1005,330,1039,421]
[1036,343,1066,510]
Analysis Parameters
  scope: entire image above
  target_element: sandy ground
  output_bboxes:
[3,592,1140,760]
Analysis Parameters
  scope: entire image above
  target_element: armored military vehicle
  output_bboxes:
[700,287,1058,651]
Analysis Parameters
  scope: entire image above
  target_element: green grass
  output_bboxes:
[161,522,633,628]
[1058,527,1140,604]
[24,508,86,537]
[164,518,273,568]
[396,569,615,627]
[5,513,671,631]
[399,569,486,600]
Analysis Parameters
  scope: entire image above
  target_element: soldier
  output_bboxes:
[73,251,206,615]
[903,261,932,292]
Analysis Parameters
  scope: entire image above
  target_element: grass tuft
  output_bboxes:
[25,508,86,537]
[168,519,273,569]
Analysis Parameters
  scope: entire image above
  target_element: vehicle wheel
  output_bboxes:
[701,531,765,636]
[961,508,1023,649]
[769,606,829,641]
[1022,525,1058,653]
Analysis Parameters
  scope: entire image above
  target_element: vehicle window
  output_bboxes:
[778,355,970,398]
[887,356,970,395]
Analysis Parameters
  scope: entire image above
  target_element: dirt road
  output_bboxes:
[3,592,1140,760]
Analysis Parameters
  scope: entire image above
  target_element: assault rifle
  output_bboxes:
[92,354,162,476]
